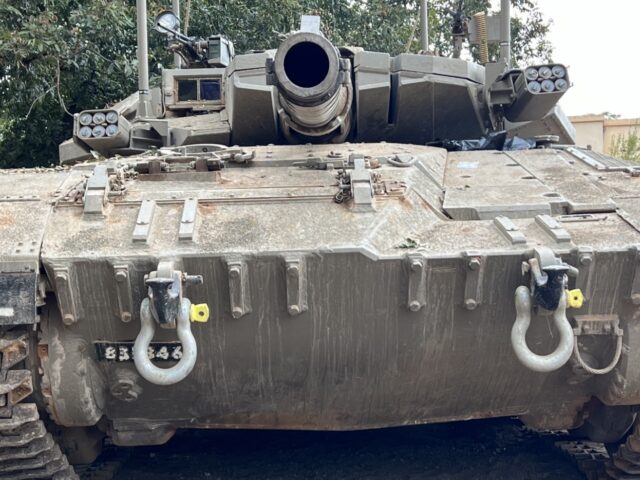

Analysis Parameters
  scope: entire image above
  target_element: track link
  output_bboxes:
[557,421,640,480]
[556,441,612,480]
[0,330,78,480]
[607,421,640,479]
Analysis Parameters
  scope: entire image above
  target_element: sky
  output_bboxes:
[523,0,640,118]
[227,3,640,119]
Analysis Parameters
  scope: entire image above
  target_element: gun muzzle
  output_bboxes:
[267,31,352,142]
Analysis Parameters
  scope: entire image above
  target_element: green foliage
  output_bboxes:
[0,0,553,167]
[0,0,170,168]
[610,129,640,164]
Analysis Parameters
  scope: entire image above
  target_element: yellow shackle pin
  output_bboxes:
[190,304,210,323]
[566,289,584,309]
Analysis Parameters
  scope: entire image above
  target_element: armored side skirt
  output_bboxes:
[39,248,640,444]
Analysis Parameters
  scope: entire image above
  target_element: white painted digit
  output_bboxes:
[171,346,183,360]
[104,346,116,360]
[118,346,130,362]
[147,346,155,359]
[156,346,169,360]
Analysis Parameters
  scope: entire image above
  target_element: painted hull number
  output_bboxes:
[94,342,183,362]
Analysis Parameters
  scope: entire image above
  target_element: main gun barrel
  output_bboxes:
[267,31,352,142]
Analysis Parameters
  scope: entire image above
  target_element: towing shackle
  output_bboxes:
[133,261,207,386]
[134,297,198,385]
[510,248,577,373]
[511,286,574,373]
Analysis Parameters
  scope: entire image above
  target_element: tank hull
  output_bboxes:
[2,143,640,446]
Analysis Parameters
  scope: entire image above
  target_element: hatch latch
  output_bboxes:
[334,154,377,212]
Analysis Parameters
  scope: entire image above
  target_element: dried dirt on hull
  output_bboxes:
[112,418,584,480]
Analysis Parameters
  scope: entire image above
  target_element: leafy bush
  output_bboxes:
[611,129,640,164]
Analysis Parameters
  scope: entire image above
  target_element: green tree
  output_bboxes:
[0,0,170,168]
[610,129,640,164]
[0,0,553,168]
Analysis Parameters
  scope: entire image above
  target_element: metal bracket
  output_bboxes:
[143,261,203,329]
[525,247,576,311]
[83,165,110,215]
[406,254,427,312]
[350,154,374,212]
[52,267,78,325]
[535,214,571,244]
[179,198,198,242]
[284,256,308,316]
[574,314,622,337]
[630,245,640,305]
[573,246,594,304]
[494,216,527,245]
[132,200,155,243]
[146,262,181,329]
[463,252,485,311]
[227,258,252,319]
[114,264,134,323]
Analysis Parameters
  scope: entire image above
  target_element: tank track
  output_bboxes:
[556,421,640,480]
[606,420,640,479]
[556,441,612,479]
[0,329,78,480]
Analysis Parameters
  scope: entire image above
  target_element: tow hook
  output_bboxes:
[511,247,577,373]
[133,261,208,385]
[573,315,623,375]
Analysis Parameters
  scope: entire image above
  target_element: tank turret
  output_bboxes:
[60,6,576,164]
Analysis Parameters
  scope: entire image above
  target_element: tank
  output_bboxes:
[2,1,640,478]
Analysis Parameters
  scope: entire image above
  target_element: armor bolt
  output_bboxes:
[409,301,422,312]
[464,298,478,310]
[468,258,481,270]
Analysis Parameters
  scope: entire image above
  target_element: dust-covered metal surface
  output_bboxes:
[2,8,640,479]
[3,140,639,452]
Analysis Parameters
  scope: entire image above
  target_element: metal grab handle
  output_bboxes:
[133,298,197,385]
[511,286,574,373]
[573,332,623,376]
